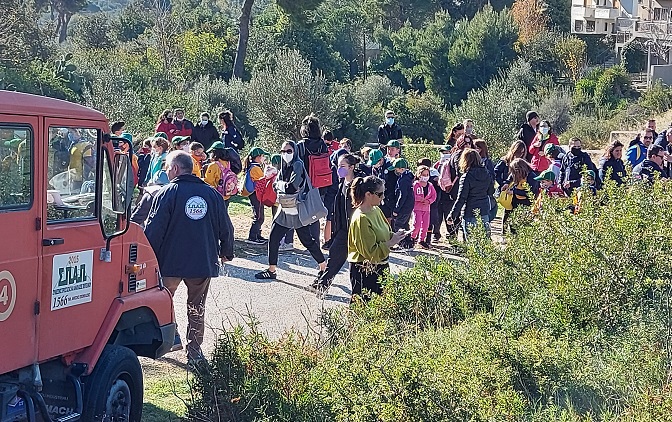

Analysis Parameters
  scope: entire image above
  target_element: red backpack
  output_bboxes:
[215,161,239,198]
[259,175,278,207]
[307,153,332,188]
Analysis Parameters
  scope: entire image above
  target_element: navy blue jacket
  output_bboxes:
[145,174,234,278]
[634,159,668,183]
[560,149,601,195]
[221,125,244,151]
[598,157,626,186]
[394,170,414,216]
[450,165,494,220]
[192,121,220,151]
[493,159,510,188]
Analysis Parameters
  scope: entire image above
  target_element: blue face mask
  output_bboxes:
[386,117,394,126]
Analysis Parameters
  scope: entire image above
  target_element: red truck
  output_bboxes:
[0,91,176,421]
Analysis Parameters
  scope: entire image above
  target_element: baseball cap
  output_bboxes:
[367,149,384,166]
[249,147,269,158]
[439,145,451,153]
[543,144,558,155]
[386,140,401,149]
[206,141,225,152]
[533,169,556,182]
[388,157,409,170]
[582,169,596,179]
[154,132,168,140]
[120,132,133,143]
[270,154,281,166]
[172,135,191,145]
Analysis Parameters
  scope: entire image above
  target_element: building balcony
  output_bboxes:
[571,5,620,20]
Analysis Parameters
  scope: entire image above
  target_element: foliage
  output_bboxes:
[246,49,342,150]
[511,0,549,44]
[448,60,537,159]
[537,89,573,134]
[555,35,588,83]
[190,180,672,421]
[388,92,448,143]
[638,80,672,115]
[71,13,115,50]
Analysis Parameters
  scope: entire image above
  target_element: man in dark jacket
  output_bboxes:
[191,112,220,151]
[517,110,539,161]
[391,158,414,250]
[560,137,601,196]
[377,110,403,146]
[145,151,234,365]
[173,108,194,137]
[633,144,669,183]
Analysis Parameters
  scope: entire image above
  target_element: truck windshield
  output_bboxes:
[47,126,97,222]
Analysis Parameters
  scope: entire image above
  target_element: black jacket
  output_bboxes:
[634,159,668,183]
[380,159,399,217]
[332,178,356,234]
[493,159,509,189]
[377,123,403,145]
[174,118,194,134]
[517,123,537,160]
[598,157,626,186]
[221,125,244,151]
[192,121,220,151]
[560,149,601,194]
[448,149,466,197]
[394,170,415,216]
[144,174,234,278]
[450,165,494,220]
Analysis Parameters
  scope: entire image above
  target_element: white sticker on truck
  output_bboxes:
[0,270,17,322]
[51,250,94,311]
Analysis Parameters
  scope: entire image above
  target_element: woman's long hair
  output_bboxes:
[156,109,171,125]
[459,149,481,174]
[503,140,527,164]
[603,140,624,160]
[300,114,322,139]
[509,158,532,185]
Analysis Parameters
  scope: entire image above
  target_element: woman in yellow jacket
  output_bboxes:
[203,141,232,198]
[347,176,405,301]
[242,147,269,244]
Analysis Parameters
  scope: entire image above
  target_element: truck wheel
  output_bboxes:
[81,345,143,422]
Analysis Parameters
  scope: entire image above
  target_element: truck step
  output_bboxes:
[57,412,81,422]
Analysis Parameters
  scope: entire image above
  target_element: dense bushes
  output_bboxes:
[190,179,672,421]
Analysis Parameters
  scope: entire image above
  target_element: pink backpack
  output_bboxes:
[438,162,454,192]
[215,161,239,198]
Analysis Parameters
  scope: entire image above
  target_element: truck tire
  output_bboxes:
[81,345,143,422]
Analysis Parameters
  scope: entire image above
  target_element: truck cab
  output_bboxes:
[0,91,176,422]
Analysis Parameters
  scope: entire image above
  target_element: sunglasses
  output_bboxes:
[372,191,385,197]
[657,154,665,159]
[644,136,653,140]
[279,149,293,154]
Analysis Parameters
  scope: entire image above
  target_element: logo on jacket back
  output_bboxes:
[185,196,208,220]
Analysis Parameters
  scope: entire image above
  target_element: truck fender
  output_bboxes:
[73,288,175,375]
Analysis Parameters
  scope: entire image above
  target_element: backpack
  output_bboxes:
[307,152,332,189]
[240,165,256,197]
[438,162,454,192]
[221,147,242,174]
[259,175,278,207]
[215,161,239,198]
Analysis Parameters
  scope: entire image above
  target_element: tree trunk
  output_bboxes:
[57,11,70,43]
[232,0,254,79]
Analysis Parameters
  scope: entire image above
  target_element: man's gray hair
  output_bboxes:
[166,151,194,175]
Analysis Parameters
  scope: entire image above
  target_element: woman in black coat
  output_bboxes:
[598,140,626,186]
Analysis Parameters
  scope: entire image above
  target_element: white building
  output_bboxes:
[571,0,672,64]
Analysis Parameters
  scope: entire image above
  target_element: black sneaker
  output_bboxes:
[257,235,269,243]
[321,239,333,250]
[254,270,277,280]
[245,238,266,245]
[418,241,431,249]
[433,234,441,242]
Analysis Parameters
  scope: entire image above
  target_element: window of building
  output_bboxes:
[0,126,32,210]
[47,127,97,222]
[575,20,585,32]
[586,20,596,32]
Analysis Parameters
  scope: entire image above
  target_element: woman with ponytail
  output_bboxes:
[347,176,405,301]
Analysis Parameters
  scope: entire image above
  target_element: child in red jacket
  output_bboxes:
[411,165,437,248]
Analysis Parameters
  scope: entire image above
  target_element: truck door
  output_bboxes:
[0,119,40,373]
[37,121,122,361]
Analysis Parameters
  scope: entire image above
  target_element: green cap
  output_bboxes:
[206,141,226,152]
[367,149,384,166]
[154,132,168,140]
[388,157,409,170]
[439,145,451,152]
[533,169,556,182]
[386,140,401,148]
[172,135,191,145]
[270,154,281,166]
[249,147,269,158]
[582,169,596,179]
[543,143,557,155]
[120,132,133,143]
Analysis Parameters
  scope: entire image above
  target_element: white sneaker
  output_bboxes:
[279,242,294,252]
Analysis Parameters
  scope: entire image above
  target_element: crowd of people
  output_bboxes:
[114,107,672,368]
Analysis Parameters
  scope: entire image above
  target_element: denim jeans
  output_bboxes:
[462,215,491,240]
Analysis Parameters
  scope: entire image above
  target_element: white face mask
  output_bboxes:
[440,153,450,162]
[282,152,294,163]
[540,127,549,135]
[419,176,429,182]
[201,119,208,126]
[182,145,190,152]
